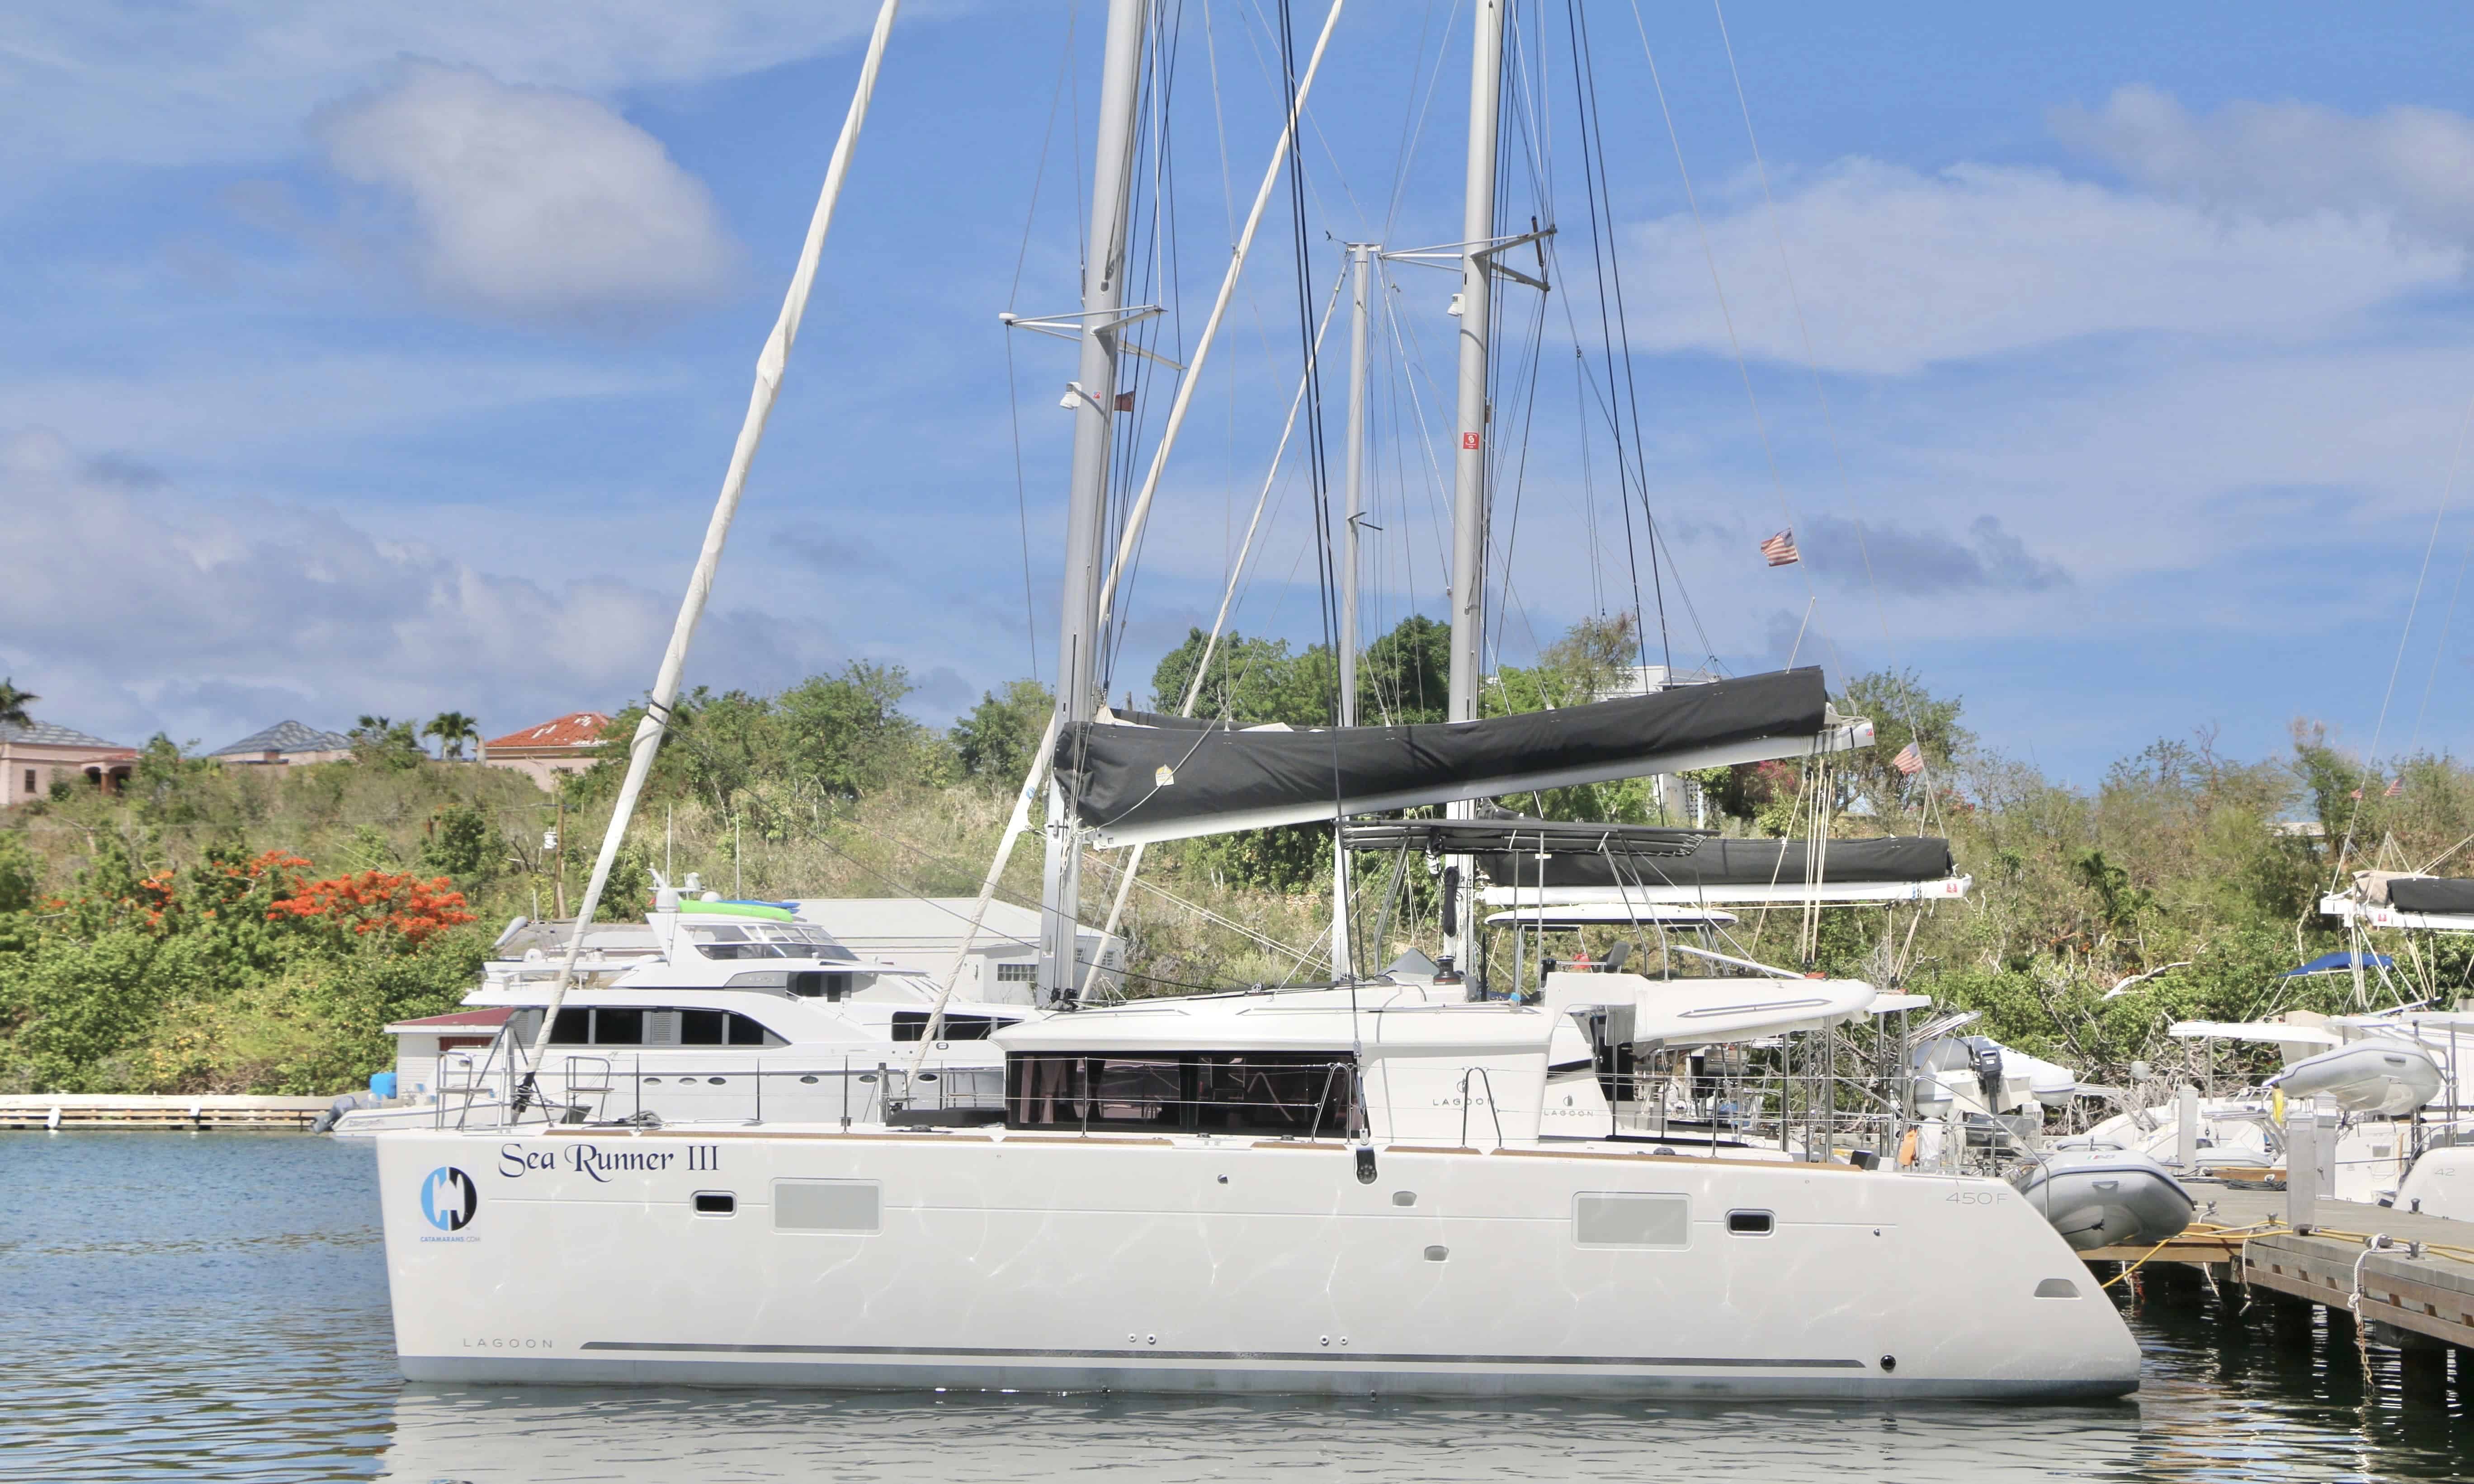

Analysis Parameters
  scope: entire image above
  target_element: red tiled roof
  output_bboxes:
[483,711,611,752]
[384,1007,513,1033]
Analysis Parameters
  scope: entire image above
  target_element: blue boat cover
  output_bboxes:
[2281,951,2394,977]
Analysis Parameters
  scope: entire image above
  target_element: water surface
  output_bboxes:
[2,1134,2468,1482]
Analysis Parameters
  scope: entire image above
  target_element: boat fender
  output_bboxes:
[1355,1146,1378,1184]
[1897,1128,1920,1168]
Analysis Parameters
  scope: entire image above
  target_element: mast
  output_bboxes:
[1040,0,1151,1008]
[1332,240,1374,980]
[1443,0,1506,985]
[516,0,904,1093]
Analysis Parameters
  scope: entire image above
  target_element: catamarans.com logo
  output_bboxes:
[420,1166,478,1234]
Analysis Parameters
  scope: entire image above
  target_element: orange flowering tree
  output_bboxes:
[266,868,476,947]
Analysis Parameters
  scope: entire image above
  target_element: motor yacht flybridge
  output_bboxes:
[375,0,2139,1401]
[333,885,1028,1135]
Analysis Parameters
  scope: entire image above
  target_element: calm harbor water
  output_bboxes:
[2,1134,2469,1483]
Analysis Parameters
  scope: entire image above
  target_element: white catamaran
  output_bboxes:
[372,0,2140,1399]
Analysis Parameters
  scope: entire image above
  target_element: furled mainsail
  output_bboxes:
[1055,667,1868,847]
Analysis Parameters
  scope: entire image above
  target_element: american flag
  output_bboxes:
[1759,529,1800,566]
[2386,777,2403,797]
[1892,741,1924,776]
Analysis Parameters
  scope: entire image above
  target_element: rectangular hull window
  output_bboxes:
[1573,1192,1689,1248]
[774,1179,881,1233]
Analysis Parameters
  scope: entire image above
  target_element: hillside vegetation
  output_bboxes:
[2,617,2464,1096]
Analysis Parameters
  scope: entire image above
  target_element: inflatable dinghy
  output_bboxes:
[2011,1145,2195,1252]
[2269,1039,2441,1117]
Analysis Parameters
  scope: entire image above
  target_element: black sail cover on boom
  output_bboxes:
[1054,667,1851,847]
[1473,832,1954,890]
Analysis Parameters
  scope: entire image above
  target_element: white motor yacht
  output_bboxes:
[330,888,1031,1135]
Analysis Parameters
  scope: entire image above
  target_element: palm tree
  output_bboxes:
[0,678,36,730]
[423,711,481,761]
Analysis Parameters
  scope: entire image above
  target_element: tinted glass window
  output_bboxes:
[892,1011,1003,1041]
[728,1012,774,1046]
[1006,1053,1353,1135]
[1092,1058,1182,1126]
[1197,1056,1349,1134]
[681,1009,728,1046]
[592,1008,643,1046]
[549,1008,590,1045]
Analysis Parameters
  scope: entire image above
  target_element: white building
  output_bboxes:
[792,897,1123,1004]
[382,1007,513,1101]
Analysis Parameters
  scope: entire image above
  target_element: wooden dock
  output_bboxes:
[2085,1180,2474,1392]
[0,1094,334,1131]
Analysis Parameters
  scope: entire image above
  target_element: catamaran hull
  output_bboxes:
[377,1128,2139,1400]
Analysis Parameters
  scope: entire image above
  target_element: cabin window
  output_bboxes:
[1726,1210,1775,1236]
[1005,1053,1357,1136]
[686,922,857,962]
[1572,1192,1690,1249]
[892,1011,1006,1041]
[693,1192,736,1216]
[774,1178,879,1233]
[552,1008,783,1047]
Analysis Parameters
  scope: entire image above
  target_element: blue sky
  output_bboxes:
[7,1,2474,785]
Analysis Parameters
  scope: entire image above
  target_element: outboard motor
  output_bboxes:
[1969,1040,2005,1112]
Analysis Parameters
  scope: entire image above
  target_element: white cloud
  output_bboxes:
[2054,85,2474,246]
[317,63,737,320]
[0,429,816,749]
[0,1,896,169]
[0,352,667,460]
[1618,159,2461,374]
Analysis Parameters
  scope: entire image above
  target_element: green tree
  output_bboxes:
[1360,615,1451,724]
[951,678,1053,785]
[1148,629,1332,726]
[1836,669,1970,820]
[0,831,38,914]
[0,678,35,729]
[350,716,425,771]
[778,662,932,800]
[417,802,500,886]
[422,711,480,760]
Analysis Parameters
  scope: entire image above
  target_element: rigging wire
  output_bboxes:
[1709,0,1947,822]
[2335,390,2474,879]
[2404,486,2474,763]
[1559,0,1676,674]
[999,3,1092,682]
[1625,0,1811,617]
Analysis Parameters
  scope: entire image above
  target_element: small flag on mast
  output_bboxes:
[2385,777,2403,797]
[1759,529,1800,566]
[1892,741,1924,777]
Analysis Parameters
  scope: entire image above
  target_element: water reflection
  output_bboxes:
[377,1387,2145,1484]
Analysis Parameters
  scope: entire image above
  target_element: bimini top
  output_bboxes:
[1053,667,1870,847]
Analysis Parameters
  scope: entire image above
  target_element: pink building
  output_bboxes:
[0,720,137,808]
[481,711,611,788]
